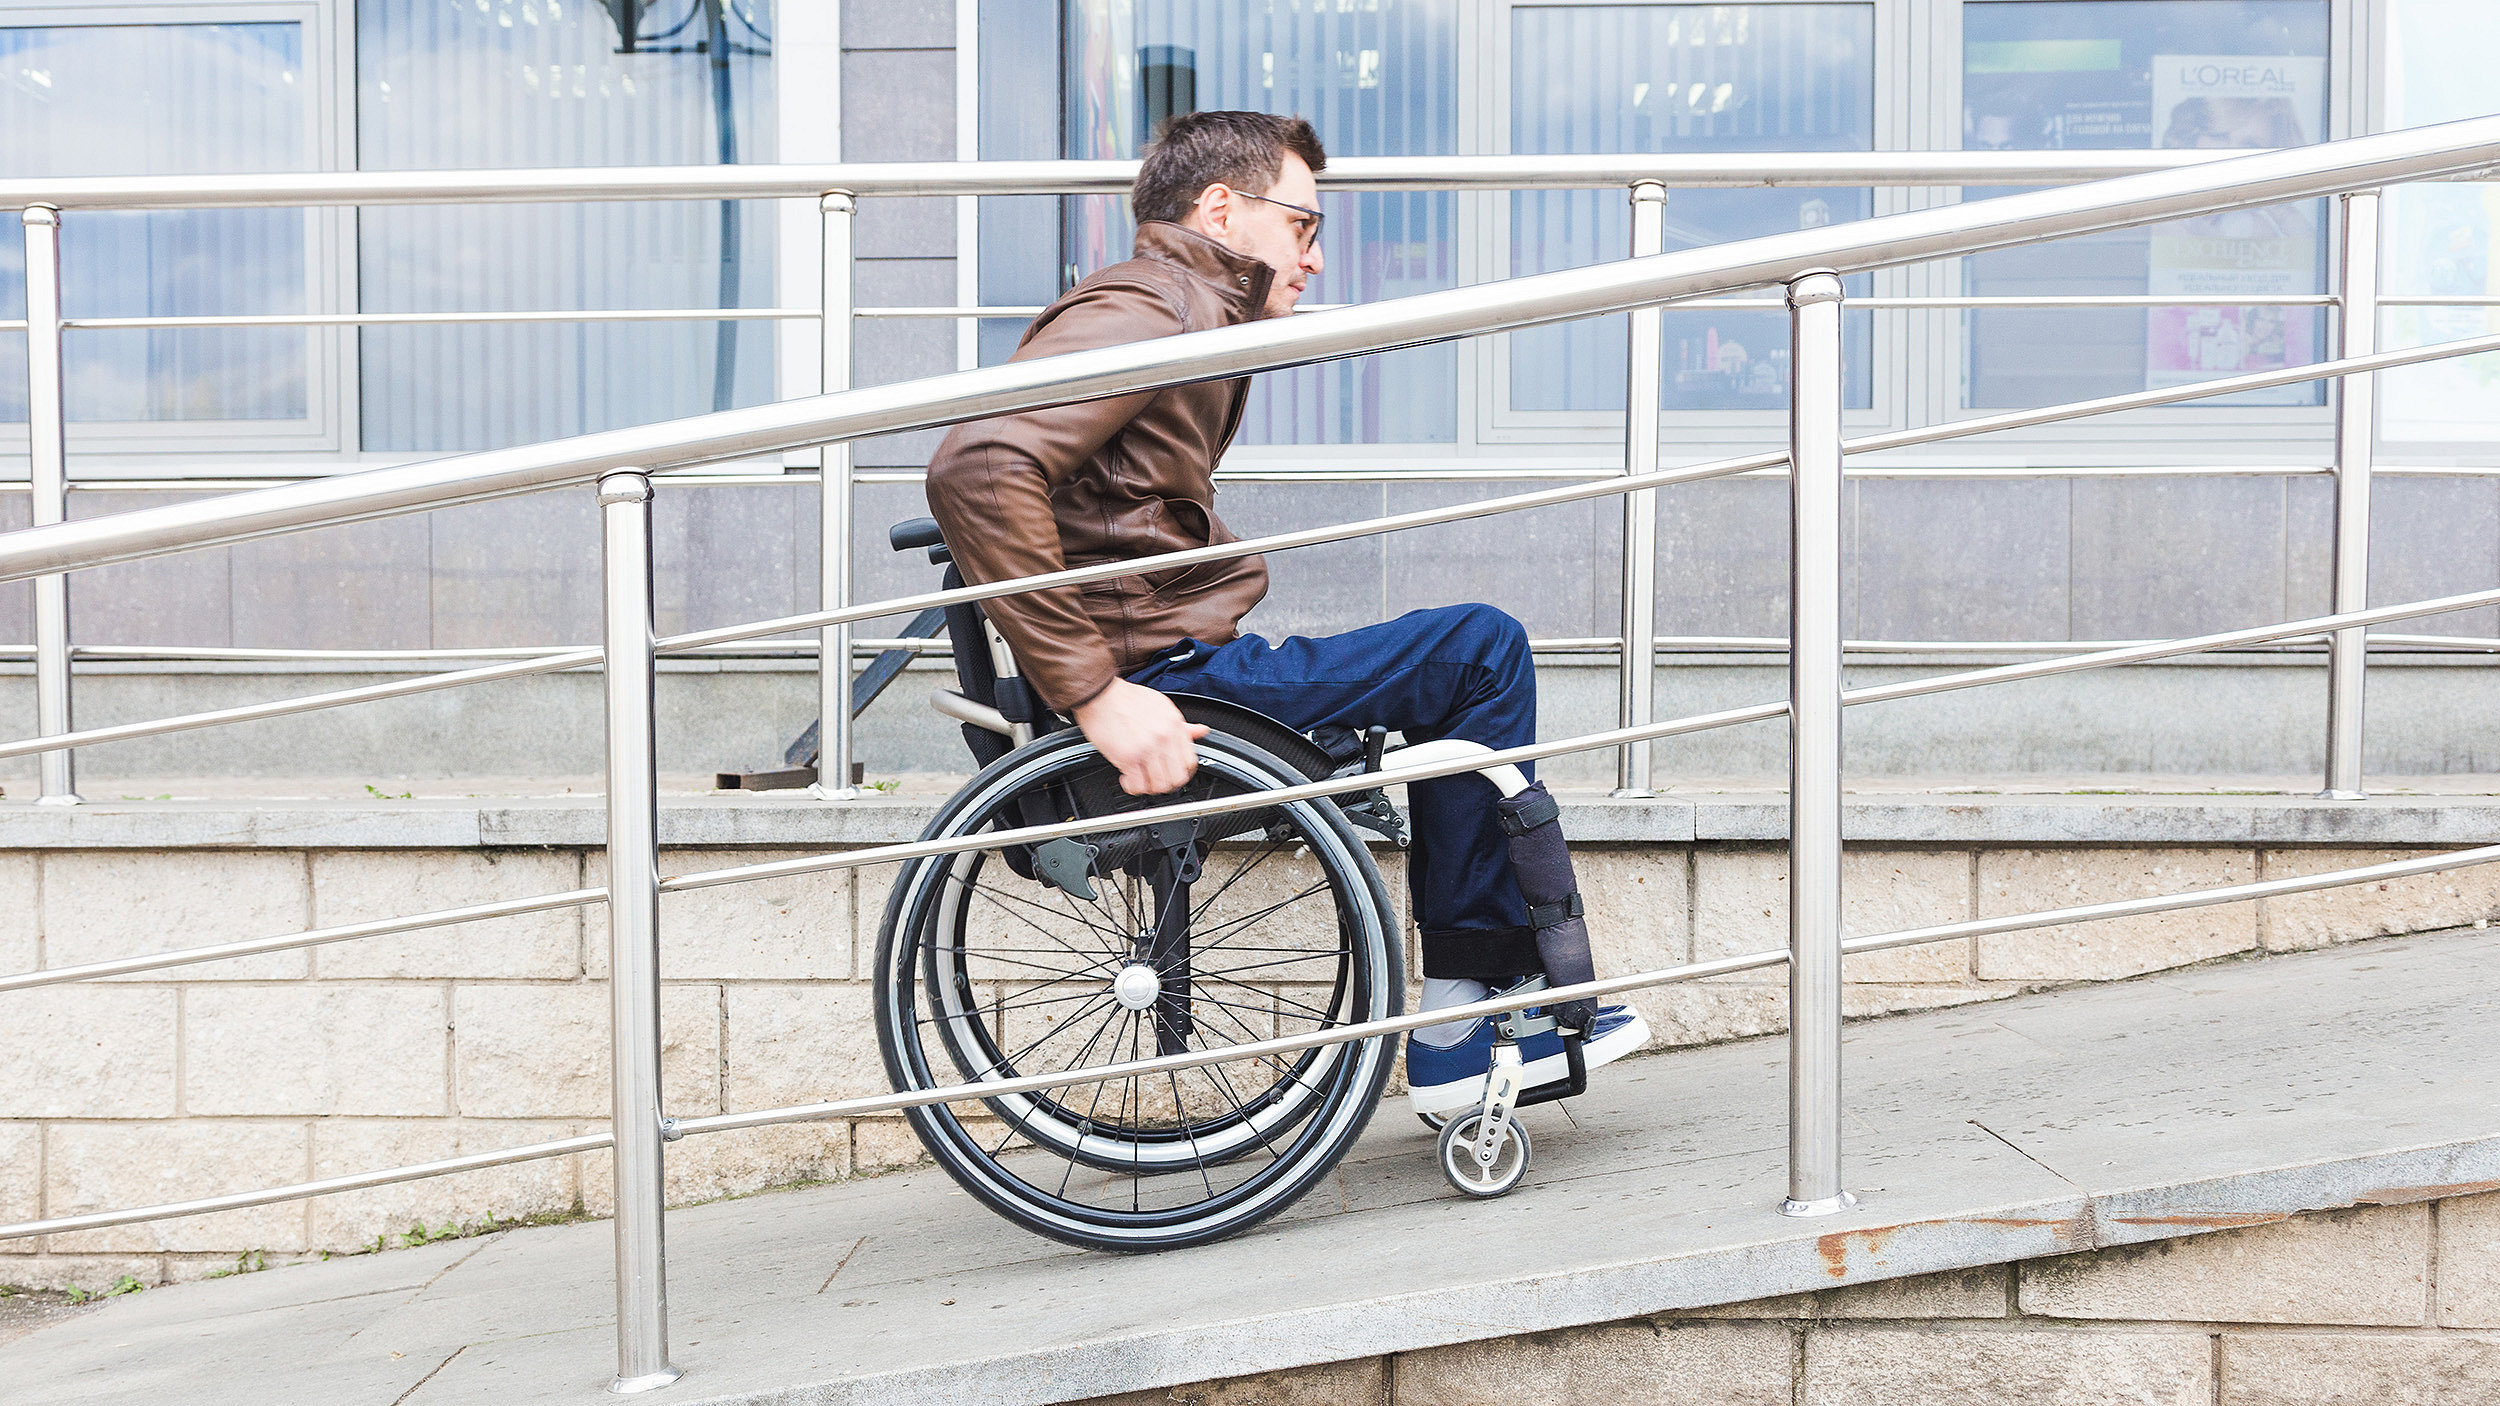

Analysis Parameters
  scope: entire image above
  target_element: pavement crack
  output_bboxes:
[819,1235,869,1294]
[418,1234,502,1295]
[1969,1118,2080,1190]
[391,1344,466,1405]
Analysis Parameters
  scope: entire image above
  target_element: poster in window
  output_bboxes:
[2143,55,2324,403]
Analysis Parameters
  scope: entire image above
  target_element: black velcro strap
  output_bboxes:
[1420,926,1542,981]
[1497,787,1561,837]
[993,676,1041,724]
[1526,892,1584,931]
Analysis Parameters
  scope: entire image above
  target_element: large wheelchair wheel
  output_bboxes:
[873,726,1402,1252]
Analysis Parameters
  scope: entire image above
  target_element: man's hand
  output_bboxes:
[1073,678,1210,796]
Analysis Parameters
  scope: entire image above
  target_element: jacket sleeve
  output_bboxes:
[923,280,1183,712]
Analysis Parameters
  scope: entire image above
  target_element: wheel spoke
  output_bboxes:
[1195,970,1341,1024]
[964,875,1125,960]
[1187,833,1288,928]
[1187,882,1332,958]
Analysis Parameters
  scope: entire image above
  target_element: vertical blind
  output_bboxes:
[356,0,777,452]
[0,22,310,424]
[1510,4,1875,412]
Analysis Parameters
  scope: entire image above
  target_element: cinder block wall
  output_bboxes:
[5,842,2499,1289]
[1076,1194,2500,1405]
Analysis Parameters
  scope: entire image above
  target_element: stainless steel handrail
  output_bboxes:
[2,329,2491,764]
[6,118,2497,585]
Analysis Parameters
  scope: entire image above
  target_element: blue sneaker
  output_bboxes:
[1405,997,1650,1116]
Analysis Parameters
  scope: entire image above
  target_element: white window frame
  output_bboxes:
[0,0,356,470]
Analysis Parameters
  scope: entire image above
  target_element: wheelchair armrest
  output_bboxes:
[889,517,952,564]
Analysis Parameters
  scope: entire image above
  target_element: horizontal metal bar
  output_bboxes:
[1,329,2486,764]
[1840,586,2500,707]
[16,464,2490,499]
[672,840,2500,1138]
[648,330,2500,659]
[62,308,817,331]
[0,1132,614,1241]
[1847,843,2500,955]
[6,119,2494,584]
[18,830,2495,1242]
[871,295,2344,319]
[0,646,602,761]
[18,578,2495,997]
[2379,295,2500,307]
[0,887,608,992]
[0,149,2279,213]
[8,632,2497,670]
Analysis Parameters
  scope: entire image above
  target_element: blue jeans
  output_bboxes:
[1126,603,1543,981]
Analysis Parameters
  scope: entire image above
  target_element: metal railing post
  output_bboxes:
[1613,182,1668,798]
[2322,189,2380,800]
[598,469,680,1394]
[812,191,861,800]
[1782,269,1854,1218]
[21,205,80,805]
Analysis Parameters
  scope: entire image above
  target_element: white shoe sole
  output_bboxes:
[1405,1011,1652,1115]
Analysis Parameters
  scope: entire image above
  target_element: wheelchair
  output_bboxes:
[872,517,1589,1250]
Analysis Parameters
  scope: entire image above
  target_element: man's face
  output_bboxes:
[1202,152,1325,317]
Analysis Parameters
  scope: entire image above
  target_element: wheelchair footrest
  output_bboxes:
[1510,1031,1589,1110]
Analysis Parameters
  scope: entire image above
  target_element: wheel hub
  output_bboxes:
[1111,962,1163,1012]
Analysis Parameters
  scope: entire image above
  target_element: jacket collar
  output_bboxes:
[1134,221,1274,322]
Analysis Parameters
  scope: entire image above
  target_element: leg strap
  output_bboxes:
[1492,781,1598,1032]
[1421,925,1542,981]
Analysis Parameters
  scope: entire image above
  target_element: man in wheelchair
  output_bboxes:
[923,109,1648,1127]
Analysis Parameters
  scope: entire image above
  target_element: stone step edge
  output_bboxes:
[737,1133,2500,1406]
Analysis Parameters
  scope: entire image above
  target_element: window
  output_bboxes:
[2379,0,2500,447]
[1508,2,1877,413]
[355,0,778,452]
[1959,1,2331,409]
[979,0,1460,445]
[0,16,318,431]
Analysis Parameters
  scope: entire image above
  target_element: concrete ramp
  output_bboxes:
[8,929,2498,1405]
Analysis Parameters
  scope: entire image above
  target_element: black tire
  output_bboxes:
[873,727,1403,1252]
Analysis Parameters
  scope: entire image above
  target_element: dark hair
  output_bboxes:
[1131,111,1326,226]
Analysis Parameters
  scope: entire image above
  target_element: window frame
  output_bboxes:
[0,0,357,469]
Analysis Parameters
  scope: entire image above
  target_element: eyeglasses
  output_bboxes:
[1219,186,1324,252]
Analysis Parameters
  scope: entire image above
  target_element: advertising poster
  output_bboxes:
[2143,55,2325,403]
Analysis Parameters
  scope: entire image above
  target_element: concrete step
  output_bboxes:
[6,927,2496,1405]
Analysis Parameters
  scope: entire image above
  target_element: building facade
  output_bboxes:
[1,0,2496,778]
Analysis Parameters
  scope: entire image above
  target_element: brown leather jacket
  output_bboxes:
[923,222,1274,711]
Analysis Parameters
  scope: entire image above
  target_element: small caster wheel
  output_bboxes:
[1417,1110,1451,1133]
[1438,1110,1532,1198]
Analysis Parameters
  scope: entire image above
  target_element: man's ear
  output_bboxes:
[1189,183,1231,238]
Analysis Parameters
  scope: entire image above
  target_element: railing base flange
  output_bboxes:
[2318,788,2370,801]
[807,783,861,802]
[34,792,83,807]
[1608,787,1657,800]
[609,1366,683,1395]
[1780,1190,1860,1218]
